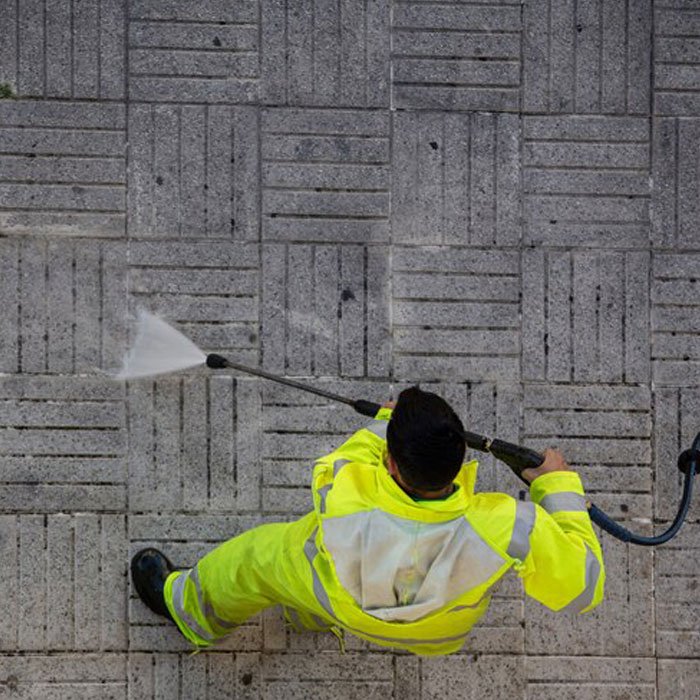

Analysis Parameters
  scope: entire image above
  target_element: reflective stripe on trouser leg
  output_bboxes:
[164,518,323,648]
[164,570,216,647]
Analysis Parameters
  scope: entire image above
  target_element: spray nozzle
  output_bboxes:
[206,353,229,369]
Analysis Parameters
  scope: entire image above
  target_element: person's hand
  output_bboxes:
[521,448,572,484]
[382,400,395,409]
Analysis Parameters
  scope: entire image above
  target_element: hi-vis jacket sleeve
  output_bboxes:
[316,407,393,467]
[513,470,606,614]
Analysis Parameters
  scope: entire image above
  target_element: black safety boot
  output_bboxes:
[131,548,175,621]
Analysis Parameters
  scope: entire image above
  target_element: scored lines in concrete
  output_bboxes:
[391,111,520,246]
[522,248,651,385]
[523,115,650,248]
[522,0,651,115]
[127,104,259,240]
[0,0,699,697]
[0,0,126,100]
[0,101,127,238]
[261,107,391,244]
[0,237,127,375]
[261,242,391,378]
[655,4,700,116]
[392,1,522,113]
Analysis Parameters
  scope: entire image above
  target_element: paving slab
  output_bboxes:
[0,101,127,237]
[523,0,651,115]
[526,655,656,700]
[522,248,651,384]
[523,115,650,248]
[0,514,127,652]
[655,522,700,659]
[652,118,700,248]
[261,0,389,108]
[391,111,520,245]
[261,243,392,377]
[655,3,700,115]
[523,384,652,519]
[392,2,522,112]
[0,654,127,699]
[0,0,125,100]
[658,658,700,700]
[652,253,700,386]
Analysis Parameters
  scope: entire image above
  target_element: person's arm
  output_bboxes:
[514,451,605,614]
[315,403,394,467]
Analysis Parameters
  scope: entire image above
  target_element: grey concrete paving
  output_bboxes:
[0,0,699,698]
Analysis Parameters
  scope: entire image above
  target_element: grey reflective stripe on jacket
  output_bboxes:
[539,492,587,514]
[318,458,351,514]
[562,543,601,614]
[507,501,536,561]
[365,420,388,440]
[302,527,473,647]
[321,509,506,622]
[303,530,337,619]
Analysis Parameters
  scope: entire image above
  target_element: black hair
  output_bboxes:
[386,385,466,492]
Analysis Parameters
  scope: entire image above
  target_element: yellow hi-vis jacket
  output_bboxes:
[305,407,606,655]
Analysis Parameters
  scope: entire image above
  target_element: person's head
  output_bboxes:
[386,386,466,494]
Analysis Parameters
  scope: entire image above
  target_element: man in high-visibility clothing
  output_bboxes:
[131,386,605,655]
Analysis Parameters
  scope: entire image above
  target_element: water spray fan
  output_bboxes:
[115,310,699,546]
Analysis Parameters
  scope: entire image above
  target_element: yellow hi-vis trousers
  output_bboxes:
[163,512,337,648]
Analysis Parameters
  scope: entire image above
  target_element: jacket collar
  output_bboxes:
[376,443,478,519]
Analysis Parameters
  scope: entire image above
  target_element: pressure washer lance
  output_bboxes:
[205,353,698,546]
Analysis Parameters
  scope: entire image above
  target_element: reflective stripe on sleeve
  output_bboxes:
[318,484,332,514]
[319,459,351,513]
[333,458,350,476]
[507,501,536,561]
[561,544,601,614]
[170,570,216,642]
[539,492,587,514]
[365,420,388,439]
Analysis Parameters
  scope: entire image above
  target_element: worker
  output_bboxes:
[131,385,605,655]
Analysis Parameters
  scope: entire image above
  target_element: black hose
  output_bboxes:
[588,432,698,546]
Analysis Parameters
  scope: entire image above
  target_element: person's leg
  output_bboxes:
[163,514,322,647]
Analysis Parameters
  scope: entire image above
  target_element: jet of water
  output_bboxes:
[112,309,207,380]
